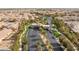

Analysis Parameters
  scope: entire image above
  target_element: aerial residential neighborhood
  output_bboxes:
[0,8,79,51]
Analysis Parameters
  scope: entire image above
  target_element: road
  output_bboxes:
[27,25,48,51]
[46,16,64,51]
[24,16,64,51]
[27,26,40,51]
